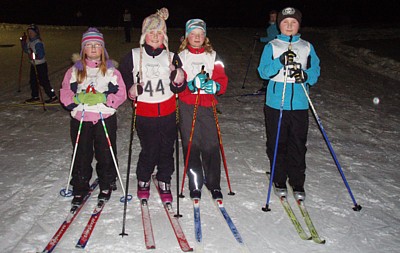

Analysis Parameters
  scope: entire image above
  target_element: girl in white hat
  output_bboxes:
[119,8,187,203]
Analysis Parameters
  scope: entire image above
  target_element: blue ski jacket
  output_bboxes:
[258,34,320,110]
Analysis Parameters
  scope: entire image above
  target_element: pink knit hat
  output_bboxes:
[80,27,109,59]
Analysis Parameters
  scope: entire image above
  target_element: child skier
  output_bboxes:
[60,27,127,205]
[119,8,187,203]
[20,24,58,103]
[177,19,228,200]
[257,7,320,201]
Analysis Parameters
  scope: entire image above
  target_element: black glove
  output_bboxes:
[279,50,296,66]
[104,82,119,95]
[290,68,308,83]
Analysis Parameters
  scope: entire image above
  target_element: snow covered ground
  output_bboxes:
[0,23,399,253]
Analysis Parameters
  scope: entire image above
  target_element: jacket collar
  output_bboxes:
[144,43,165,57]
[277,33,301,42]
[85,59,101,68]
[187,45,205,54]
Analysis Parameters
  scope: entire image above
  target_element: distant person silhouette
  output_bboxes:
[20,24,57,103]
[122,9,132,42]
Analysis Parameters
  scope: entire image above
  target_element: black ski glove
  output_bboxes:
[290,68,308,83]
[279,50,296,66]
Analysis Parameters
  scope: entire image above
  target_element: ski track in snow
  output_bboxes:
[0,23,399,252]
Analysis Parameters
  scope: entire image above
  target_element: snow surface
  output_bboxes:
[0,23,399,253]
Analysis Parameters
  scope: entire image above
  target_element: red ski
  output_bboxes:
[140,199,156,249]
[41,179,98,253]
[75,200,106,249]
[152,175,193,252]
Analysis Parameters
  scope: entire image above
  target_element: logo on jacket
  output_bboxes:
[190,62,204,76]
[145,63,160,79]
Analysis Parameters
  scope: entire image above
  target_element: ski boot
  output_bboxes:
[25,97,40,104]
[211,189,223,200]
[273,182,287,198]
[158,181,172,203]
[292,186,306,201]
[190,189,201,200]
[45,96,59,104]
[137,180,150,200]
[71,195,84,206]
[98,188,112,202]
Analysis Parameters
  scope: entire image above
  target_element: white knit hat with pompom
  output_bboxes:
[139,7,169,47]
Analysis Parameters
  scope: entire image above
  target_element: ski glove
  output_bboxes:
[203,80,220,94]
[290,68,308,83]
[193,73,208,89]
[128,82,144,100]
[73,92,86,104]
[187,80,196,92]
[170,68,185,86]
[84,92,107,106]
[104,82,119,95]
[74,92,106,106]
[279,50,296,66]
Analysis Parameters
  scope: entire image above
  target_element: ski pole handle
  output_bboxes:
[199,65,206,76]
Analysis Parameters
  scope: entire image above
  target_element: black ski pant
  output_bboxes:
[135,112,176,184]
[179,102,221,192]
[70,114,118,194]
[264,105,308,188]
[29,62,56,99]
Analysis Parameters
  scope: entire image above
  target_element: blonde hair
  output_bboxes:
[177,37,213,54]
[77,49,108,84]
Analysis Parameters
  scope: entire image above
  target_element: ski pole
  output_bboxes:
[242,34,258,89]
[120,100,137,237]
[179,66,205,197]
[299,81,362,211]
[17,33,25,92]
[31,51,46,111]
[179,89,200,198]
[60,106,86,197]
[262,36,292,212]
[98,110,128,200]
[174,94,183,217]
[211,98,235,195]
[262,66,288,212]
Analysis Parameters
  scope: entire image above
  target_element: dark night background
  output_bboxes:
[1,0,399,28]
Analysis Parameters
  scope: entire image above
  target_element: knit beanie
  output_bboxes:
[80,27,109,60]
[138,8,171,82]
[139,7,169,47]
[277,7,302,26]
[27,24,40,37]
[185,19,206,38]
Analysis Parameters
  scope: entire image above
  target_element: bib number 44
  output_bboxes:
[144,80,165,97]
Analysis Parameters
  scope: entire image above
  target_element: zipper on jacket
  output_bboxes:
[290,83,294,110]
